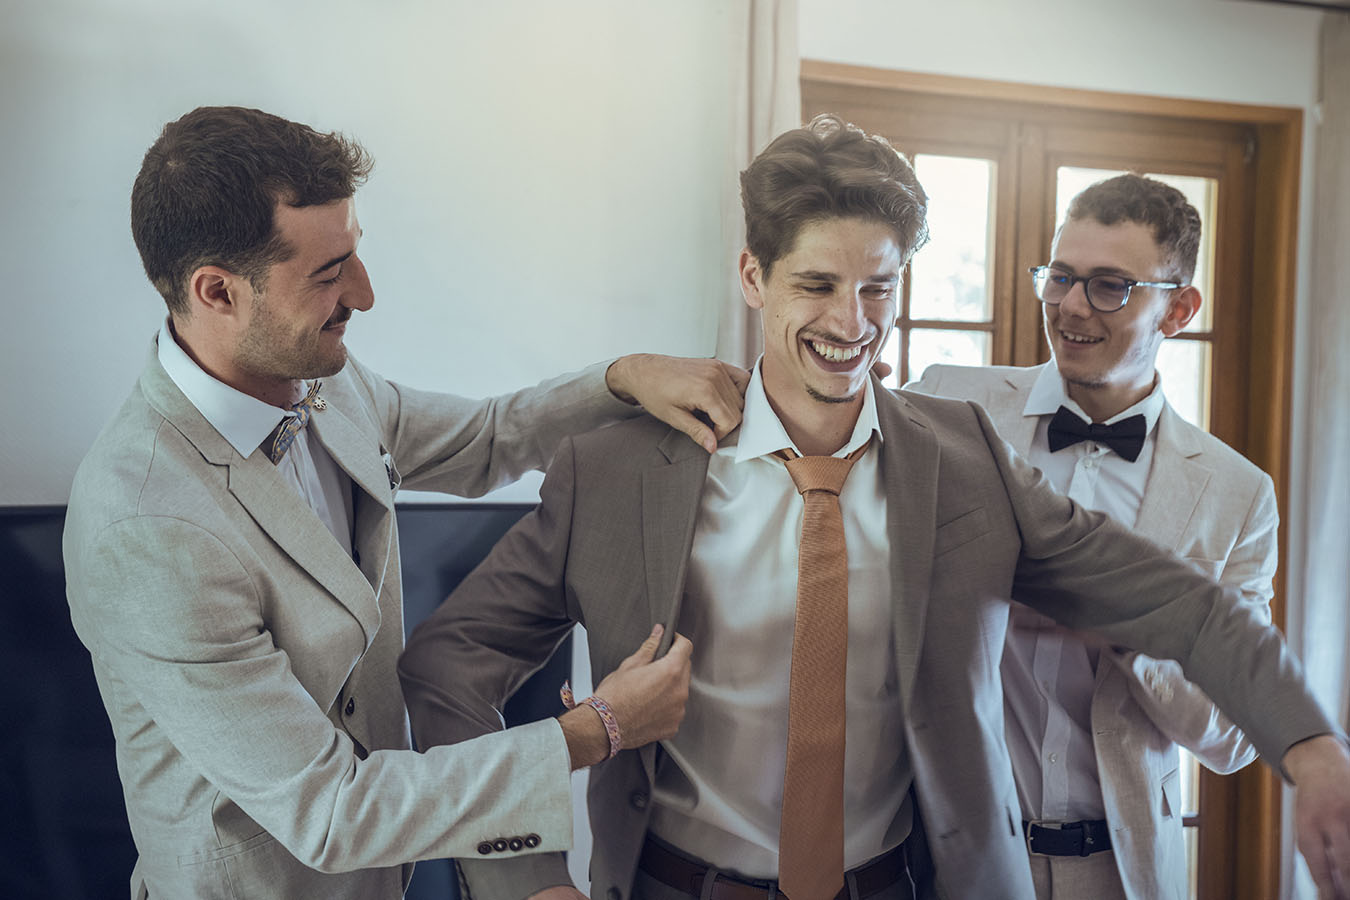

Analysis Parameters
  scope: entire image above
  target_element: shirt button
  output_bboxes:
[344,697,356,716]
[1049,753,1059,764]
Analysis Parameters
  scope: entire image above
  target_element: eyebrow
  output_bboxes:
[308,250,353,279]
[1048,261,1136,278]
[789,270,899,284]
[307,228,365,279]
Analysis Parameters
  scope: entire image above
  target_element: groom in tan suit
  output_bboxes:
[909,174,1267,899]
[62,105,750,900]
[401,118,1350,900]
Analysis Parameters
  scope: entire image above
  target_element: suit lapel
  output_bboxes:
[139,352,382,648]
[1133,404,1209,551]
[995,368,1041,455]
[876,385,940,714]
[641,429,710,643]
[309,401,397,604]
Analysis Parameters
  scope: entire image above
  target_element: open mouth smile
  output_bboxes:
[807,339,867,365]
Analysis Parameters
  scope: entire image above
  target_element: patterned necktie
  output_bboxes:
[1046,405,1146,462]
[268,381,325,464]
[776,439,869,900]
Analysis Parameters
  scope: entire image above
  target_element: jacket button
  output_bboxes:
[476,842,492,855]
[630,791,648,810]
[492,838,509,852]
[606,889,622,900]
[344,697,356,716]
[524,833,541,848]
[509,837,524,851]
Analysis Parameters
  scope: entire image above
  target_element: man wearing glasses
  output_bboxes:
[910,174,1270,899]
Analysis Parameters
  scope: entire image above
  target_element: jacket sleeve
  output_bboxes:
[400,436,592,897]
[1104,475,1277,773]
[975,402,1337,773]
[64,513,575,873]
[341,355,638,498]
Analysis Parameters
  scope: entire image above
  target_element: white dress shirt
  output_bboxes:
[156,320,353,554]
[1003,363,1165,822]
[648,364,909,877]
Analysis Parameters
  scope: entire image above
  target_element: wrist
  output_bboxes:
[604,355,643,405]
[1283,734,1349,783]
[559,705,610,770]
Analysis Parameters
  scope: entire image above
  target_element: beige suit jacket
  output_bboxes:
[400,376,1329,900]
[910,363,1273,900]
[63,341,638,899]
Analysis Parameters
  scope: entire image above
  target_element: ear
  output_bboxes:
[739,248,766,310]
[1160,285,1202,337]
[187,265,250,319]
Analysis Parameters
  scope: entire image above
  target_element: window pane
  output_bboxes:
[910,155,995,323]
[1156,339,1212,431]
[1054,166,1218,332]
[906,329,991,385]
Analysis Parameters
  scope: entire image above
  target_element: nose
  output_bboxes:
[824,288,869,342]
[1057,278,1094,318]
[341,254,375,312]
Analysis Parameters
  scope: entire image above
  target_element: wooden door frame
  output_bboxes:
[801,59,1303,900]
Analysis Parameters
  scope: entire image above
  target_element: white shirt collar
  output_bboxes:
[156,318,303,458]
[734,359,883,463]
[1023,361,1166,433]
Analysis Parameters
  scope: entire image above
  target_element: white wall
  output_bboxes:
[1,0,739,505]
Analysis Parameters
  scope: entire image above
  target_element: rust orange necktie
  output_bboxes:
[776,440,869,900]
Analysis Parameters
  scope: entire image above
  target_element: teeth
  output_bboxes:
[811,341,863,362]
[1061,332,1101,344]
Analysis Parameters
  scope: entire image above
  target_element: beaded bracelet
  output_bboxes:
[560,680,622,761]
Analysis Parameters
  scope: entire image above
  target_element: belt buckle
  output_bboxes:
[1024,819,1077,857]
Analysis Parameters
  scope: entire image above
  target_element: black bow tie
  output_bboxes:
[1046,405,1146,462]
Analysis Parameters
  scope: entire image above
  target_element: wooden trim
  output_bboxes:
[801,60,1304,127]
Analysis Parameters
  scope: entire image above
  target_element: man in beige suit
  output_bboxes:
[401,118,1350,900]
[908,174,1265,899]
[62,105,747,899]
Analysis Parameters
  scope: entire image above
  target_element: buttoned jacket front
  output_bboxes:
[64,341,635,899]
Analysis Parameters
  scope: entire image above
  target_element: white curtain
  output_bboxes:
[1285,11,1350,899]
[714,0,800,369]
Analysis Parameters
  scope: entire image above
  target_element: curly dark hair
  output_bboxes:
[131,106,374,315]
[740,114,929,277]
[1065,173,1202,283]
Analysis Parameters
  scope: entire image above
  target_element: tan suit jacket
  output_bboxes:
[63,341,638,899]
[400,376,1329,900]
[910,363,1273,900]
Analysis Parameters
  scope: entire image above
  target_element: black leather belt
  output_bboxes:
[1023,819,1112,857]
[638,836,908,900]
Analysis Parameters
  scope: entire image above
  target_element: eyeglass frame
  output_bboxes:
[1027,265,1185,313]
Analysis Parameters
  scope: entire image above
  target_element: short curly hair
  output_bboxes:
[1065,173,1202,283]
[131,106,374,316]
[740,114,929,277]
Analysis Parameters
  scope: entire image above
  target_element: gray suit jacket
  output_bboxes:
[63,340,638,900]
[400,374,1330,900]
[910,363,1273,900]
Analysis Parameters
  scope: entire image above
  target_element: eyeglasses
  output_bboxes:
[1028,265,1184,313]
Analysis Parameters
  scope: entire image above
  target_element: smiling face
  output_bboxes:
[221,197,372,402]
[742,216,900,445]
[1044,217,1200,420]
